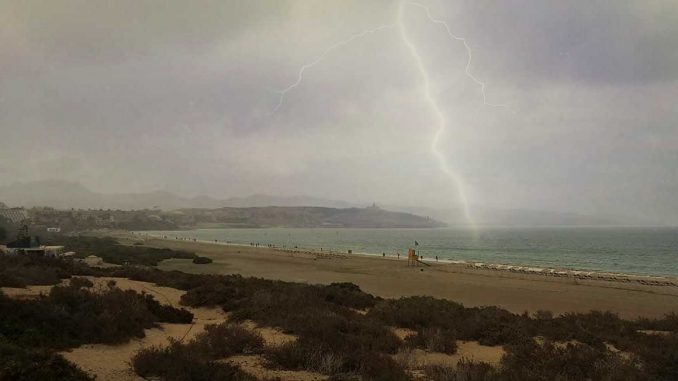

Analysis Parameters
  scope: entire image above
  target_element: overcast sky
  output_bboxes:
[1,0,677,224]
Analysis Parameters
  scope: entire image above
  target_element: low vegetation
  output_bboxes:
[52,236,197,265]
[0,283,193,349]
[132,323,266,381]
[132,340,261,381]
[1,240,677,380]
[0,254,97,288]
[423,361,497,381]
[163,275,678,380]
[0,277,193,380]
[405,327,458,354]
[192,256,213,264]
[0,339,92,381]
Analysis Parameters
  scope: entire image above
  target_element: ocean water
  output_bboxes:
[143,227,678,277]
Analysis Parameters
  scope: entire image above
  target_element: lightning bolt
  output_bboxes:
[272,24,393,113]
[270,2,511,227]
[405,1,514,113]
[397,0,474,227]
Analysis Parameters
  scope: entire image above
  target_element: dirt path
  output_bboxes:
[57,277,228,381]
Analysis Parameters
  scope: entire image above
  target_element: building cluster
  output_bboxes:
[26,207,177,232]
[0,244,68,257]
[0,207,29,224]
[0,224,68,257]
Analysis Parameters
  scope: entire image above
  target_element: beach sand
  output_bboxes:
[123,235,678,319]
[4,275,505,381]
[6,236,677,381]
[3,276,228,381]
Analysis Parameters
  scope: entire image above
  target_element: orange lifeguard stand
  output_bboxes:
[407,248,419,266]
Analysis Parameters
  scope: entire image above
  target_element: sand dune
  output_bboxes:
[59,277,227,381]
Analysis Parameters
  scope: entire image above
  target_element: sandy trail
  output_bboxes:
[226,355,328,381]
[3,276,311,381]
[1,284,58,299]
[56,277,227,381]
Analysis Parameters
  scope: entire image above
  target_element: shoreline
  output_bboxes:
[110,231,678,319]
[134,231,678,287]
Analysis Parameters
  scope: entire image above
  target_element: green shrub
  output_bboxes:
[500,338,645,381]
[0,284,193,349]
[423,361,497,381]
[356,351,411,381]
[50,236,197,266]
[0,255,99,288]
[193,256,213,264]
[3,250,678,381]
[132,340,259,381]
[191,323,264,358]
[405,327,458,354]
[368,296,465,329]
[636,313,678,332]
[69,277,94,288]
[321,282,377,310]
[368,297,530,346]
[0,339,92,381]
[142,293,194,324]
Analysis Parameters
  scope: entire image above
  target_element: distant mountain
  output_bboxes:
[219,194,354,209]
[0,180,353,210]
[173,206,445,228]
[0,180,103,209]
[0,180,633,226]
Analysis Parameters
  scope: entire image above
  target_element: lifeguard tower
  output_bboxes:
[407,248,421,266]
[407,248,429,267]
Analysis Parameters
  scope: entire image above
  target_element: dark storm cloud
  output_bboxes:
[1,1,677,224]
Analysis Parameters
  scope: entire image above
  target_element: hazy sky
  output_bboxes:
[1,1,677,224]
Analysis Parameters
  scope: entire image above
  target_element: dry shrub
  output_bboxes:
[4,245,678,381]
[357,351,411,381]
[191,323,264,358]
[0,283,193,349]
[0,255,85,287]
[132,340,258,381]
[424,360,497,381]
[394,347,418,369]
[193,256,213,264]
[533,310,553,320]
[500,338,645,381]
[405,327,458,354]
[368,296,465,330]
[53,236,197,266]
[69,277,94,288]
[0,339,92,381]
[133,324,274,381]
[368,297,529,346]
[265,340,345,374]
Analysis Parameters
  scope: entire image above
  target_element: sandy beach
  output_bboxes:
[121,235,678,319]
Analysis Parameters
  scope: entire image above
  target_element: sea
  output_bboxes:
[142,227,678,278]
